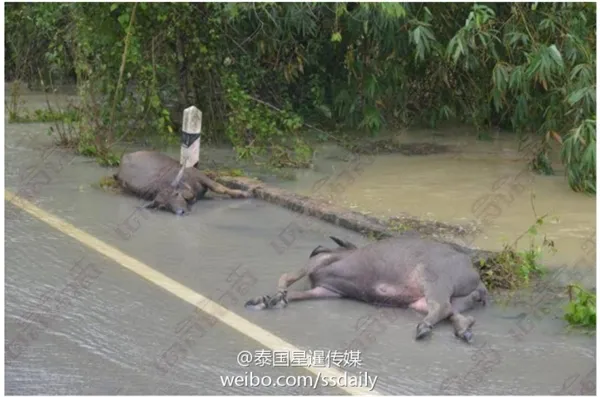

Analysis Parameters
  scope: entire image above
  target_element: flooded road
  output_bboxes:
[7,81,596,273]
[4,90,596,395]
[279,129,596,274]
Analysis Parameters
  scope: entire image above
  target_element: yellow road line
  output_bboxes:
[5,191,381,396]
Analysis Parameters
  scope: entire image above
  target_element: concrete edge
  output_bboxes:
[215,175,500,265]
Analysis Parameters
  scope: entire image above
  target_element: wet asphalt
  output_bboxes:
[4,121,596,395]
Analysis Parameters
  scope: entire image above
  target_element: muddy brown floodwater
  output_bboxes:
[277,129,596,277]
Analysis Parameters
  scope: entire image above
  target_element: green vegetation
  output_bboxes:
[564,284,596,333]
[5,2,596,192]
[8,107,79,123]
[560,118,596,194]
[95,175,121,193]
[204,167,246,179]
[344,139,451,156]
[6,78,79,125]
[387,219,411,233]
[478,214,552,290]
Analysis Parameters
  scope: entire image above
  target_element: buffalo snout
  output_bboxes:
[165,190,190,216]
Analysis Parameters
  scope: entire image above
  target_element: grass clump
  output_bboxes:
[8,107,80,124]
[564,284,596,333]
[478,215,553,290]
[387,219,411,233]
[205,167,247,179]
[94,175,121,193]
[345,138,450,156]
[78,143,121,167]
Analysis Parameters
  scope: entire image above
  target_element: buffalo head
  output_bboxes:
[145,165,197,215]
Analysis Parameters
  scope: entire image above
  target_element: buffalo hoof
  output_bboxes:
[454,316,476,343]
[244,296,270,310]
[267,290,288,309]
[474,287,488,306]
[416,322,433,340]
[456,329,474,344]
[244,291,288,310]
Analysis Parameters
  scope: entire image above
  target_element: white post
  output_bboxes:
[180,105,202,168]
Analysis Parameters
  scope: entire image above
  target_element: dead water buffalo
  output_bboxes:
[245,235,488,343]
[114,150,250,215]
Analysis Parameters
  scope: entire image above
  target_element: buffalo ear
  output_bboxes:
[329,236,357,249]
[309,245,332,258]
[181,183,195,200]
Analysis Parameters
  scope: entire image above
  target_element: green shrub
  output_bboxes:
[564,284,596,332]
[5,2,596,189]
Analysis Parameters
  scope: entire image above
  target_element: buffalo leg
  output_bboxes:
[448,294,479,343]
[267,268,310,309]
[409,297,474,342]
[286,287,340,302]
[246,268,342,310]
[268,286,340,308]
[416,295,478,343]
[215,185,250,199]
[416,291,483,342]
[452,284,487,313]
[269,251,349,308]
[245,253,344,311]
[415,272,487,342]
[245,267,308,310]
[277,268,308,291]
[199,177,250,199]
[411,286,484,343]
[415,276,455,340]
[449,286,487,342]
[416,295,453,340]
[244,253,344,311]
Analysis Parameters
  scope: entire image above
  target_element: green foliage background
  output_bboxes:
[5,2,596,192]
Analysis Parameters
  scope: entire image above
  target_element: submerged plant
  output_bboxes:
[95,175,121,192]
[479,214,553,290]
[564,284,596,333]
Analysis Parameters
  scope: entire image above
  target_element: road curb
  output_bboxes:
[215,175,500,266]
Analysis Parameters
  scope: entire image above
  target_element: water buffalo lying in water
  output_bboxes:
[245,235,488,343]
[114,151,250,215]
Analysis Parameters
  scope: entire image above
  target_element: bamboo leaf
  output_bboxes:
[568,87,589,106]
[547,44,564,68]
[570,63,591,82]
